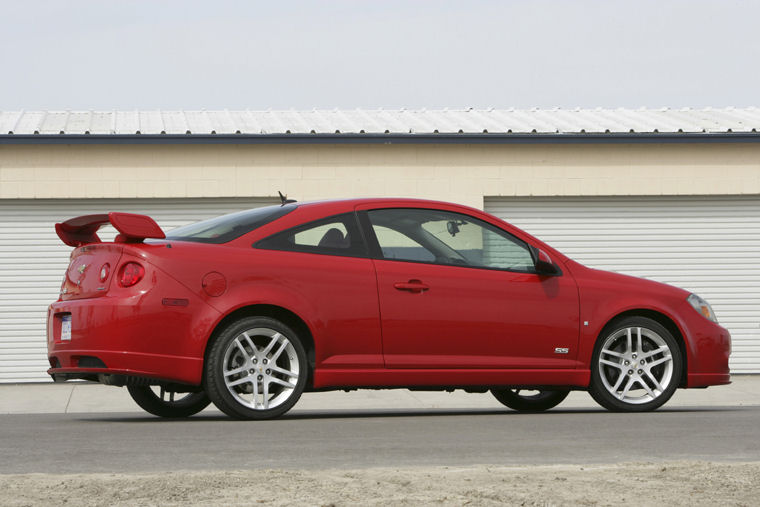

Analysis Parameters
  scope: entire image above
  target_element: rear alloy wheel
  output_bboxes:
[589,316,682,412]
[206,317,307,420]
[491,388,569,412]
[127,385,210,418]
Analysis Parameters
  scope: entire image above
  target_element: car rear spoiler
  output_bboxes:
[55,212,166,247]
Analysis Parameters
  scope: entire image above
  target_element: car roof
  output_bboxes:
[293,197,482,214]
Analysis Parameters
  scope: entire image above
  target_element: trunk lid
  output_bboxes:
[60,244,123,300]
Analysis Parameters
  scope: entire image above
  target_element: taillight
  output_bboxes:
[119,262,145,287]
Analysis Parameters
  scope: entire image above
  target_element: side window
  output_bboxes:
[255,213,366,257]
[373,225,435,262]
[367,208,536,273]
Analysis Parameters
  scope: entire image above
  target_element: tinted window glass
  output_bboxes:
[255,212,367,257]
[368,208,536,273]
[165,204,296,244]
[373,225,435,262]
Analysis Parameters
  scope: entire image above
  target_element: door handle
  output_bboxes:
[393,280,430,293]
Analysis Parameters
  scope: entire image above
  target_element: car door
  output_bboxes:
[360,206,580,370]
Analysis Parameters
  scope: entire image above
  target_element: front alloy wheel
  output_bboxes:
[589,316,682,412]
[206,317,307,420]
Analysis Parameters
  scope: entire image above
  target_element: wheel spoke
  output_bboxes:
[641,346,667,360]
[626,328,632,354]
[252,376,259,407]
[644,370,664,391]
[600,358,624,369]
[271,340,289,361]
[261,333,283,357]
[170,391,175,403]
[269,377,296,389]
[601,347,625,359]
[619,377,635,399]
[234,340,252,362]
[262,380,270,409]
[242,332,261,356]
[159,386,166,401]
[226,376,251,388]
[611,372,626,392]
[224,365,248,378]
[636,327,643,353]
[271,364,298,378]
[639,379,656,398]
[648,355,672,368]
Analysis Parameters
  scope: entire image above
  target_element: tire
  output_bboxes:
[589,316,683,412]
[205,316,308,420]
[127,385,210,418]
[491,388,569,412]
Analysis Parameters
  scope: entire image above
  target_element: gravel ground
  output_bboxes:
[2,461,758,506]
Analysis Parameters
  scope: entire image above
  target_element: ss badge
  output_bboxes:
[554,347,569,354]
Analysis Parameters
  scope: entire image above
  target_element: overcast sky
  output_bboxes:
[1,1,758,110]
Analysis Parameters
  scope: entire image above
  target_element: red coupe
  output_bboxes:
[47,198,731,419]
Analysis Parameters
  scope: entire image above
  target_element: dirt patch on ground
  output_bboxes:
[1,461,758,506]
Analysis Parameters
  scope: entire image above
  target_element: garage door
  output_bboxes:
[485,196,760,374]
[0,197,277,383]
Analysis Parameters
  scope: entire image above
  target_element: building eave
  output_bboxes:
[2,132,760,145]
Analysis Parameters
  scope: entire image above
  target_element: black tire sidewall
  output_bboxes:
[205,316,308,420]
[127,385,210,418]
[589,316,683,412]
[491,389,570,412]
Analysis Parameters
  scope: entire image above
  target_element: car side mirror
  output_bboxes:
[534,248,562,277]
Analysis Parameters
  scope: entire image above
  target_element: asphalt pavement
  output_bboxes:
[1,406,759,474]
[1,376,759,474]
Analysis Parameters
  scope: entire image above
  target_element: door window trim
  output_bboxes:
[359,207,539,274]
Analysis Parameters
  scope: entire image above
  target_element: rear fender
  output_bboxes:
[205,284,322,356]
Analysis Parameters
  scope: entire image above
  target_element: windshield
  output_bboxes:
[166,204,296,244]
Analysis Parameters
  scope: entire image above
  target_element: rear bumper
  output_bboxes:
[47,280,219,386]
[48,351,202,386]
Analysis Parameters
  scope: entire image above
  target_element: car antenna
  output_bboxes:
[278,191,297,206]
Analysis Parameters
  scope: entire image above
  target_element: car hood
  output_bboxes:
[565,260,691,301]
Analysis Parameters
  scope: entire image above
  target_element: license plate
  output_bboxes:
[61,315,71,341]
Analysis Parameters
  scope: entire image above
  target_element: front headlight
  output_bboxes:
[687,293,718,323]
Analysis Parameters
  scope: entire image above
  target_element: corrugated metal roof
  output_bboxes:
[0,108,758,136]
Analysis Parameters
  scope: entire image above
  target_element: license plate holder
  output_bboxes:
[61,315,71,341]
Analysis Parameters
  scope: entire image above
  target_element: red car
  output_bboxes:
[47,198,731,419]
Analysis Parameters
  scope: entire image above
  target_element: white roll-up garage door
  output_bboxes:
[0,197,277,383]
[485,196,760,373]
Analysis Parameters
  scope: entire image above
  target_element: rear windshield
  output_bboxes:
[165,204,296,244]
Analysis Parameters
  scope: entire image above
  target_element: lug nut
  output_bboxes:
[624,360,630,365]
[252,358,257,364]
[638,369,643,374]
[632,353,637,359]
[263,359,268,365]
[249,369,254,374]
[640,360,645,365]
[257,375,263,381]
[628,370,633,375]
[265,369,271,375]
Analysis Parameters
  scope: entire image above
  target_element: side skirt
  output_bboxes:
[313,368,591,390]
